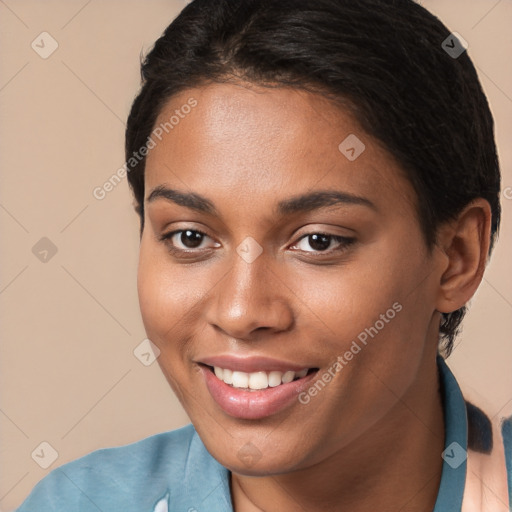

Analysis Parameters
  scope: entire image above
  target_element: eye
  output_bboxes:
[290,233,355,254]
[159,229,220,253]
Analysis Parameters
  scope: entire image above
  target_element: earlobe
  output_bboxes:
[435,199,492,314]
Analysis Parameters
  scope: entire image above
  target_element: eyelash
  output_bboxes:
[158,229,355,258]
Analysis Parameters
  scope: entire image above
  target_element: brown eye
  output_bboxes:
[307,234,331,251]
[177,230,204,249]
[292,233,355,254]
[159,228,221,256]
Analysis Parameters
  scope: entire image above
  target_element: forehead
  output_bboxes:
[144,82,416,217]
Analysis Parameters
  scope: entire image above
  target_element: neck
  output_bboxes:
[231,353,445,512]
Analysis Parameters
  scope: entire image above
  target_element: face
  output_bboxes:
[138,82,443,474]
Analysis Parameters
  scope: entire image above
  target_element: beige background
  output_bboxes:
[0,0,510,509]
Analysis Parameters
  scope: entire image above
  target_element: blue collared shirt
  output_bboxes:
[15,357,512,511]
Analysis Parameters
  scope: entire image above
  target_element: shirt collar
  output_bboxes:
[433,354,468,511]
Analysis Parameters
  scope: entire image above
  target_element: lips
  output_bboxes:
[197,355,319,419]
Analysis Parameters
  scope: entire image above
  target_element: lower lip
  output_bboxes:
[200,365,318,420]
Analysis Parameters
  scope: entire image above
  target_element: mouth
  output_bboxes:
[198,362,320,420]
[203,364,319,391]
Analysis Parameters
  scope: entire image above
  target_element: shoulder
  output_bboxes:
[438,358,511,511]
[462,401,512,511]
[15,424,199,512]
[500,414,512,507]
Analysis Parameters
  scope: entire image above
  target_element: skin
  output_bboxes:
[137,81,491,511]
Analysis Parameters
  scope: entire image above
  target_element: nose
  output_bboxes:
[206,247,294,340]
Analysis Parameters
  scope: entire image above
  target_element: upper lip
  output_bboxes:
[198,355,313,373]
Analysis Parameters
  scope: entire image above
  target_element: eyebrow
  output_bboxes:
[146,185,376,216]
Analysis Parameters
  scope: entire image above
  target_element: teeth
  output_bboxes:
[223,368,233,384]
[212,366,310,390]
[249,371,268,390]
[232,371,249,388]
[281,370,295,383]
[268,371,283,387]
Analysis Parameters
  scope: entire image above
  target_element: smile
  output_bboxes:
[198,359,320,419]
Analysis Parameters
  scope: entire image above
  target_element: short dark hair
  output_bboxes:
[125,0,501,356]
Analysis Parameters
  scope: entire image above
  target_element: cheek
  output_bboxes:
[342,247,434,390]
[294,250,412,346]
[309,235,433,378]
[136,235,220,360]
[137,252,170,338]
[137,239,192,348]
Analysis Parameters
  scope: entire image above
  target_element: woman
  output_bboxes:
[16,0,511,510]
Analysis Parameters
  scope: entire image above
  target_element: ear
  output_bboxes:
[435,198,492,314]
